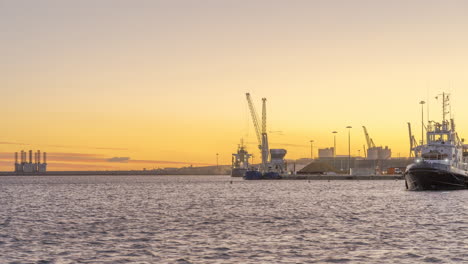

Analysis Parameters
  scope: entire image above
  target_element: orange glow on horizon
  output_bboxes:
[2,1,468,171]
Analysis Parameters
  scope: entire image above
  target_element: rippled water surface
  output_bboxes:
[0,175,467,263]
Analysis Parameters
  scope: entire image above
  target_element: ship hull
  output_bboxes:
[405,164,468,191]
[231,168,247,177]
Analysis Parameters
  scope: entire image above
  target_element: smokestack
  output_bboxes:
[38,150,41,164]
[15,152,18,164]
[29,150,32,164]
[34,152,37,164]
[43,152,47,164]
[21,150,24,164]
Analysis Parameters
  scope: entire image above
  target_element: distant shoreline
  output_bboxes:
[0,171,229,176]
[0,172,404,180]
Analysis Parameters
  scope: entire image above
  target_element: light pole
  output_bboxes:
[332,131,338,171]
[310,140,314,159]
[420,101,425,145]
[346,126,352,175]
[216,153,219,169]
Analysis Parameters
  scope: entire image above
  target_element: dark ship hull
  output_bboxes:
[231,168,247,177]
[243,170,282,180]
[405,163,468,191]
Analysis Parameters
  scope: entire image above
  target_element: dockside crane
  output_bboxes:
[261,98,269,169]
[362,126,376,150]
[246,93,269,171]
[407,122,418,157]
[246,93,262,151]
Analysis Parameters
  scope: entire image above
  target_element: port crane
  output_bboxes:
[407,122,418,157]
[246,93,269,171]
[362,126,376,149]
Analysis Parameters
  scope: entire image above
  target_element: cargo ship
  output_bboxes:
[231,140,252,177]
[405,93,468,190]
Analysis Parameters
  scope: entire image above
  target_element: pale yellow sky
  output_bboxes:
[1,0,468,170]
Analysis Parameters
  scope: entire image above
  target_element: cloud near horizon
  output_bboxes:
[107,157,130,163]
[246,141,309,148]
[0,142,127,151]
[0,142,29,145]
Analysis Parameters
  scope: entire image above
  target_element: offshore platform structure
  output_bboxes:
[15,150,47,174]
[245,93,287,173]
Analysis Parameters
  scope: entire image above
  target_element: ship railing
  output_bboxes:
[423,160,450,170]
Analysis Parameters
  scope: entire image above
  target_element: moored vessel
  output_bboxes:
[231,140,252,177]
[405,93,468,190]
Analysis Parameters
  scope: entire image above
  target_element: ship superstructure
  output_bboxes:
[231,139,252,177]
[405,93,468,190]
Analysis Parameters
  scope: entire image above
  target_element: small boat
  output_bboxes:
[405,93,468,190]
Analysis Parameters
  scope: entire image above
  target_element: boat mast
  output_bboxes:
[442,93,450,128]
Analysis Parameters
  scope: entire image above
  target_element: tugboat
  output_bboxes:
[231,139,252,177]
[405,93,468,190]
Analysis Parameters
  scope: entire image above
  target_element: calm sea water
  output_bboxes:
[0,175,467,264]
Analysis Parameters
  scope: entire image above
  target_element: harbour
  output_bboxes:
[3,1,468,263]
[0,174,466,263]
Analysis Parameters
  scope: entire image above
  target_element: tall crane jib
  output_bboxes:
[408,122,415,157]
[246,93,270,172]
[246,93,262,150]
[362,126,375,149]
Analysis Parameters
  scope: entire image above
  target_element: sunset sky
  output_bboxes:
[2,0,468,171]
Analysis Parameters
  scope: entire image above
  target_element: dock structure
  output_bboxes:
[281,174,403,180]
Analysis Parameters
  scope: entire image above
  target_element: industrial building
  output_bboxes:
[301,157,411,175]
[15,150,47,174]
[318,148,334,158]
[363,126,392,160]
[297,126,402,175]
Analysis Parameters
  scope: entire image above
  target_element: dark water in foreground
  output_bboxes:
[0,176,467,264]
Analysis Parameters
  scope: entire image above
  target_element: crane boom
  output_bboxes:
[362,126,375,149]
[408,122,413,157]
[246,93,262,150]
[407,122,419,157]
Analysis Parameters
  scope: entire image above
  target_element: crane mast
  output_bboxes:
[262,98,267,134]
[246,93,270,172]
[261,98,269,170]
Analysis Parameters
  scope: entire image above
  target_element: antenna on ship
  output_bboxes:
[442,93,450,124]
[436,92,450,130]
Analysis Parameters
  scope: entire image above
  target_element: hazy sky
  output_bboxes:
[1,0,468,170]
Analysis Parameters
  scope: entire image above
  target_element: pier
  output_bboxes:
[281,174,403,180]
